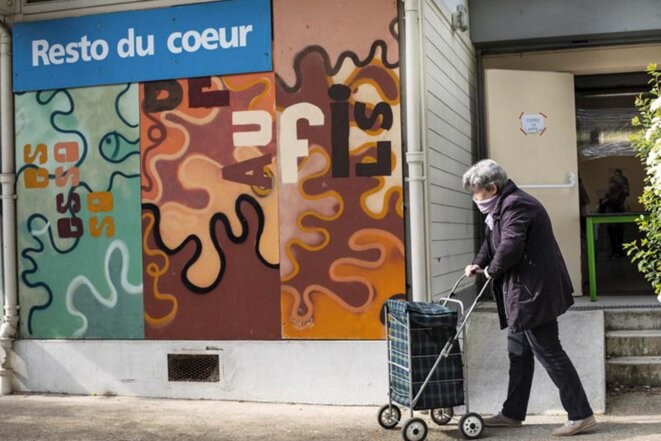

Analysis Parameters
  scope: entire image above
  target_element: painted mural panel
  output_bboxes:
[274,0,405,339]
[12,1,404,342]
[140,73,281,340]
[15,85,144,339]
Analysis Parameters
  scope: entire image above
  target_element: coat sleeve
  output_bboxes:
[473,238,490,268]
[487,203,531,280]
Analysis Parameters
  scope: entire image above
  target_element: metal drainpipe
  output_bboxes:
[402,0,428,302]
[0,20,18,396]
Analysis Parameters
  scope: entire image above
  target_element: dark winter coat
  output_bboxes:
[473,180,574,332]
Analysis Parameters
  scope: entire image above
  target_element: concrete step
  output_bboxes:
[605,309,661,331]
[606,356,661,387]
[606,330,661,357]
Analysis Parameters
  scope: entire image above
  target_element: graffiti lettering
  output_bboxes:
[143,77,230,113]
[355,141,391,177]
[189,77,230,108]
[280,84,395,183]
[23,143,49,188]
[329,84,394,179]
[55,166,81,187]
[52,142,83,239]
[142,80,183,113]
[88,191,116,238]
[144,77,274,189]
[90,214,115,238]
[22,141,116,239]
[24,143,48,164]
[355,101,394,131]
[329,84,351,178]
[278,102,325,184]
[57,217,84,239]
[55,192,81,214]
[354,101,393,177]
[232,110,272,147]
[222,153,273,188]
[53,141,80,162]
[24,166,49,189]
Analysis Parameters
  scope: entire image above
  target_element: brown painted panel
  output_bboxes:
[141,73,281,340]
[274,0,406,339]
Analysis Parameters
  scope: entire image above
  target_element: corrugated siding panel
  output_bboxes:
[422,0,478,295]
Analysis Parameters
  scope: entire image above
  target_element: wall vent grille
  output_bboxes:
[167,354,220,383]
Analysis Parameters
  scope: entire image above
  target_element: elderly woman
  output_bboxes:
[463,159,596,437]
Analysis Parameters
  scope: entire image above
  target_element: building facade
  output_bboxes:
[2,0,657,410]
[0,0,479,404]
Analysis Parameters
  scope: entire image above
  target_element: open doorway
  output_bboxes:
[483,43,661,298]
[575,72,653,295]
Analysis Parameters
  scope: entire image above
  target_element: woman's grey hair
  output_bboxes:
[462,159,509,192]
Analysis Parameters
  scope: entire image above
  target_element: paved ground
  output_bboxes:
[0,388,659,441]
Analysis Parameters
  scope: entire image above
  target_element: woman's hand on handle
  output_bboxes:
[464,264,481,277]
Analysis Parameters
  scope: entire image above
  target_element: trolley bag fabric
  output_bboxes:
[386,300,464,410]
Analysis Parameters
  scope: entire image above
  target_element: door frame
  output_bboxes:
[473,41,661,295]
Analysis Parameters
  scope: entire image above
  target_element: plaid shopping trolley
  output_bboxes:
[377,272,493,441]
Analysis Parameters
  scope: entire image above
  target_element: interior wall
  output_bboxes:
[579,156,645,213]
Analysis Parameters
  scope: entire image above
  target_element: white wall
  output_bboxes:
[11,340,389,405]
[467,309,606,414]
[421,0,478,297]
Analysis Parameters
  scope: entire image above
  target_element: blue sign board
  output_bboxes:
[13,0,272,92]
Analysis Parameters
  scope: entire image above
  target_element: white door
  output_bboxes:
[485,69,581,294]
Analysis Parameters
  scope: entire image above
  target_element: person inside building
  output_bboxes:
[599,169,629,257]
[462,159,597,437]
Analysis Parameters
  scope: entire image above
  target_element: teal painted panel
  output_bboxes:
[15,85,144,339]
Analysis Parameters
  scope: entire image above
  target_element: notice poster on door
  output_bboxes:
[520,112,547,136]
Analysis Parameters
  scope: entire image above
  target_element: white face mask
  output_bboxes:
[473,195,498,214]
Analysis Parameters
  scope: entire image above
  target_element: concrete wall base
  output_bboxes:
[0,370,11,396]
[11,310,606,413]
[11,340,390,405]
[466,308,606,415]
[0,338,13,396]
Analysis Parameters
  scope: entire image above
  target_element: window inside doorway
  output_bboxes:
[575,72,653,295]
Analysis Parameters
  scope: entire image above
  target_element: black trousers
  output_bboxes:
[501,319,593,421]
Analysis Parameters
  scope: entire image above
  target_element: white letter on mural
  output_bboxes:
[32,40,50,66]
[278,103,325,184]
[233,110,272,148]
[167,32,183,54]
[239,25,253,47]
[117,28,136,58]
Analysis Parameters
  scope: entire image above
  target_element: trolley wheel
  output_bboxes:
[402,417,428,441]
[459,413,484,440]
[430,407,454,425]
[377,404,401,429]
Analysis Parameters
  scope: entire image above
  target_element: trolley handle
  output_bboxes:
[440,268,486,303]
[438,269,492,340]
